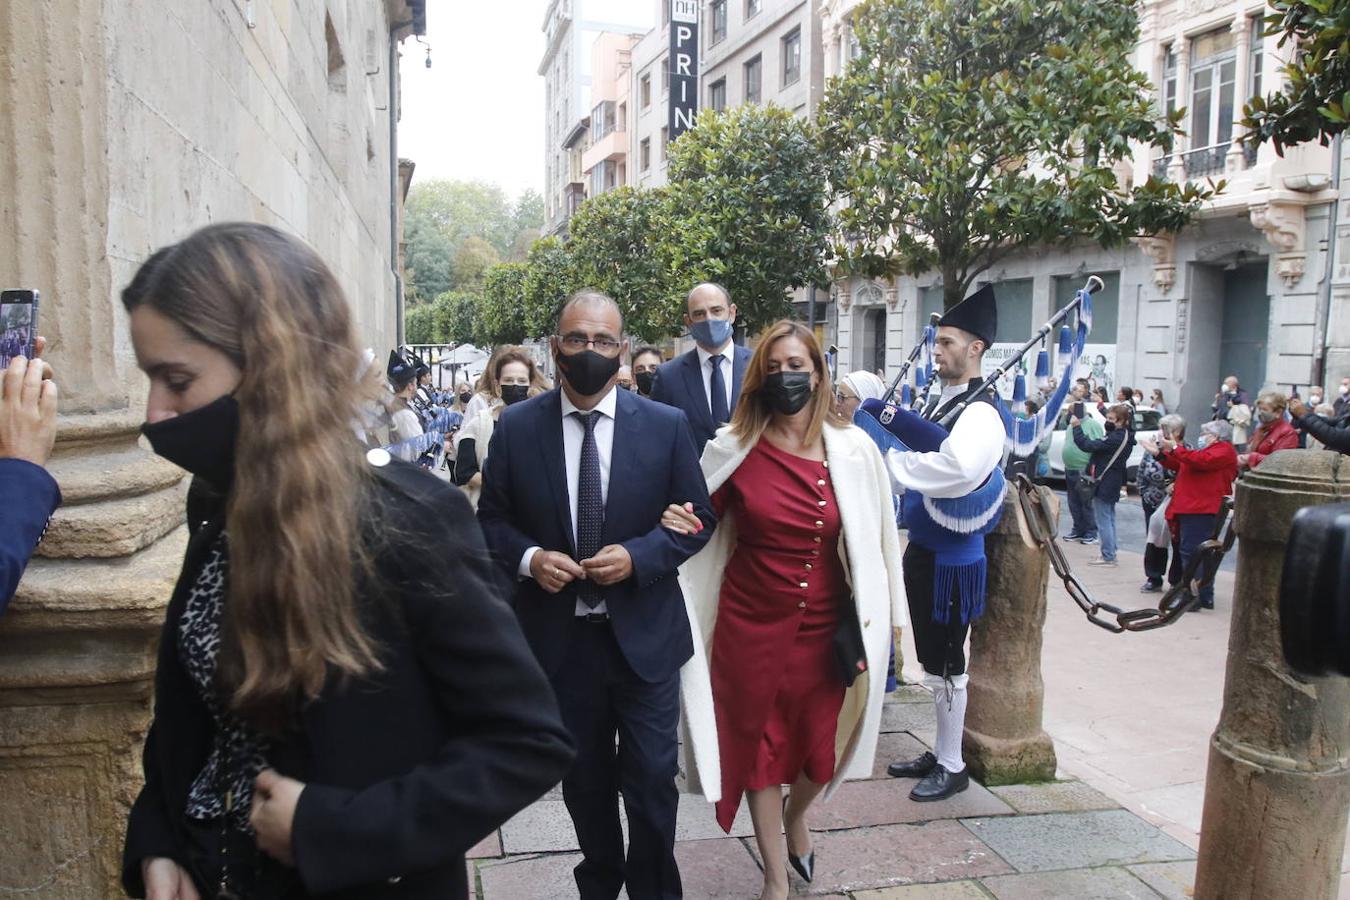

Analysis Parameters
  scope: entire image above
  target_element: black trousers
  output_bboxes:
[903,544,969,678]
[552,617,682,900]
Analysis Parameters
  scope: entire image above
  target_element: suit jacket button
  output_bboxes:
[388,875,403,884]
[798,601,806,609]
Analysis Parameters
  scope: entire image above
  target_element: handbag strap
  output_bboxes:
[1092,430,1129,478]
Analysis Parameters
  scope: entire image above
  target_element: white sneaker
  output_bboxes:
[1087,558,1118,567]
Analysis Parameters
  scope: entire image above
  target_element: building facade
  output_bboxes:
[540,0,653,233]
[582,33,640,200]
[825,0,1339,433]
[0,1,424,893]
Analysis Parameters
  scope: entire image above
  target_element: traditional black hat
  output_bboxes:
[387,350,417,389]
[938,283,998,348]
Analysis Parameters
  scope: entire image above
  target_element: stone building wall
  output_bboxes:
[0,1,423,895]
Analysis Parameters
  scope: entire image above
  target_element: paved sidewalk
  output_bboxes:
[468,684,1198,898]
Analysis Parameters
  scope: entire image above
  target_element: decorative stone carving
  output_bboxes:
[1134,234,1177,294]
[1251,201,1309,288]
[836,281,853,313]
[884,282,900,311]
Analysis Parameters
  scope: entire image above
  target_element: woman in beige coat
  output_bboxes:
[663,321,906,900]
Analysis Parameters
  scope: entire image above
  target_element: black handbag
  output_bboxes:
[832,601,868,687]
[1075,428,1129,504]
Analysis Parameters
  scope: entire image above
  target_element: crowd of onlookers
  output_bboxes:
[1053,372,1350,607]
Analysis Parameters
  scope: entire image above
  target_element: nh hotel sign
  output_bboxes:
[668,0,699,141]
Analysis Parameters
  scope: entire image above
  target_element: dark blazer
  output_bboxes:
[649,345,753,452]
[1072,424,1136,501]
[477,388,715,682]
[122,461,574,899]
[0,458,61,612]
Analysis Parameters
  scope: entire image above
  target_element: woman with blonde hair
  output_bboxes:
[1239,389,1299,470]
[119,223,573,899]
[453,346,540,508]
[662,321,905,900]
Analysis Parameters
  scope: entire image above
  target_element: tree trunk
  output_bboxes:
[942,263,964,310]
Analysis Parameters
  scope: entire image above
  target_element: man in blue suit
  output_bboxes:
[1,347,61,613]
[649,283,752,453]
[478,291,715,900]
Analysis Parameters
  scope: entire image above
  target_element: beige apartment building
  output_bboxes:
[824,0,1342,432]
[0,1,426,893]
[582,33,640,200]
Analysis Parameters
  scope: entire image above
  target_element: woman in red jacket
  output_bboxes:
[1239,390,1299,470]
[1141,419,1237,610]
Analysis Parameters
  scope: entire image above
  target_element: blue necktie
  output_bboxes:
[573,411,604,609]
[709,354,729,425]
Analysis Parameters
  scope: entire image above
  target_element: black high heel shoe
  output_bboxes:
[782,795,815,883]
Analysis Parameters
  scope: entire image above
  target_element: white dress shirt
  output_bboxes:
[696,343,735,416]
[886,381,1005,499]
[518,387,618,615]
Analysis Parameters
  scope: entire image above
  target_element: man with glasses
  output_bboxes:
[478,290,716,900]
[650,283,752,453]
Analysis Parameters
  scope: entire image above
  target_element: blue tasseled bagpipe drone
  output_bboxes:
[854,276,1103,624]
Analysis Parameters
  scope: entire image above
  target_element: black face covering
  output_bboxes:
[556,349,621,397]
[635,371,655,396]
[141,393,240,490]
[1104,422,1118,432]
[501,384,529,406]
[763,371,814,415]
[458,391,472,404]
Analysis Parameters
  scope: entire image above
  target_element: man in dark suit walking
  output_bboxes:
[649,283,753,453]
[478,291,716,900]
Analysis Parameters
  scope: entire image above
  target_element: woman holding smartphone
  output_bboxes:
[120,223,574,900]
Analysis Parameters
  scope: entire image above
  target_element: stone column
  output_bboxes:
[1194,450,1350,900]
[0,2,187,896]
[1226,15,1251,173]
[964,491,1058,784]
[1168,39,1191,184]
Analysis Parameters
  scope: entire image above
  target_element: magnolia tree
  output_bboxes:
[667,105,834,329]
[819,0,1215,309]
[1244,0,1350,152]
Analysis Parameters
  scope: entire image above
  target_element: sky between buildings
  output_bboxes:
[398,1,549,200]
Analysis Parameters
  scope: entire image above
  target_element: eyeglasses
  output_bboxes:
[556,335,622,356]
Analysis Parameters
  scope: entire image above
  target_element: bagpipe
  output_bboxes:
[856,275,1103,461]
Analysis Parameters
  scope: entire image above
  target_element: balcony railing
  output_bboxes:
[1152,141,1258,180]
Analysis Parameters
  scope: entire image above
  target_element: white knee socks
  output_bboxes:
[923,672,968,774]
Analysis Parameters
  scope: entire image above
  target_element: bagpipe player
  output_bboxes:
[857,285,1006,802]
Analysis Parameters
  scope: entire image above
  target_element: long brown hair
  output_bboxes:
[122,223,381,725]
[729,320,847,447]
[491,346,548,398]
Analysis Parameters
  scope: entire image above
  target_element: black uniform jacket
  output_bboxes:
[122,459,575,898]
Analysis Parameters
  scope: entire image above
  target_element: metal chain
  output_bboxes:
[1014,474,1237,633]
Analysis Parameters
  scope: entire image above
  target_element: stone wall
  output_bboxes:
[0,1,417,894]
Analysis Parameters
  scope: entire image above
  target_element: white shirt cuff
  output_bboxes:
[519,546,541,580]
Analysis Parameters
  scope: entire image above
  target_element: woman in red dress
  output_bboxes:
[666,321,906,900]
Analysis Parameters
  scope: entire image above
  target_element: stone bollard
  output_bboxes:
[964,489,1058,784]
[1195,449,1350,900]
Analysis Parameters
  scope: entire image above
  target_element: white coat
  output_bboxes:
[677,422,908,803]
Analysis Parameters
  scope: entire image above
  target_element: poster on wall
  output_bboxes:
[979,342,1118,404]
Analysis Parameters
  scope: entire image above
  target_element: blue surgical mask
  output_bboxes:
[690,317,733,349]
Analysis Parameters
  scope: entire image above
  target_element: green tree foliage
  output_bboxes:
[451,236,501,290]
[566,187,685,341]
[820,0,1215,309]
[436,291,478,345]
[474,263,531,346]
[404,215,455,302]
[521,236,577,338]
[667,105,834,329]
[512,188,546,235]
[404,301,438,344]
[1243,0,1350,153]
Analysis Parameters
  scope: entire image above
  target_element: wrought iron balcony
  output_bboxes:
[1151,143,1242,181]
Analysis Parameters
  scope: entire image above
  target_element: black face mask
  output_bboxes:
[635,371,655,395]
[1104,422,1118,432]
[501,384,529,406]
[458,391,472,404]
[763,371,814,415]
[556,349,621,397]
[141,393,240,490]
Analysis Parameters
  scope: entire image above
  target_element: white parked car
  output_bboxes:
[1044,406,1162,486]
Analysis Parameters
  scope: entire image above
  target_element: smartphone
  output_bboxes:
[0,289,39,369]
[1073,401,1085,419]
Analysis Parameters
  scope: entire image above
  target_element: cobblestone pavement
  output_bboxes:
[469,522,1348,899]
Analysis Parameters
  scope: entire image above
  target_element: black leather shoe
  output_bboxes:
[887,751,938,779]
[787,848,814,883]
[909,765,970,802]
